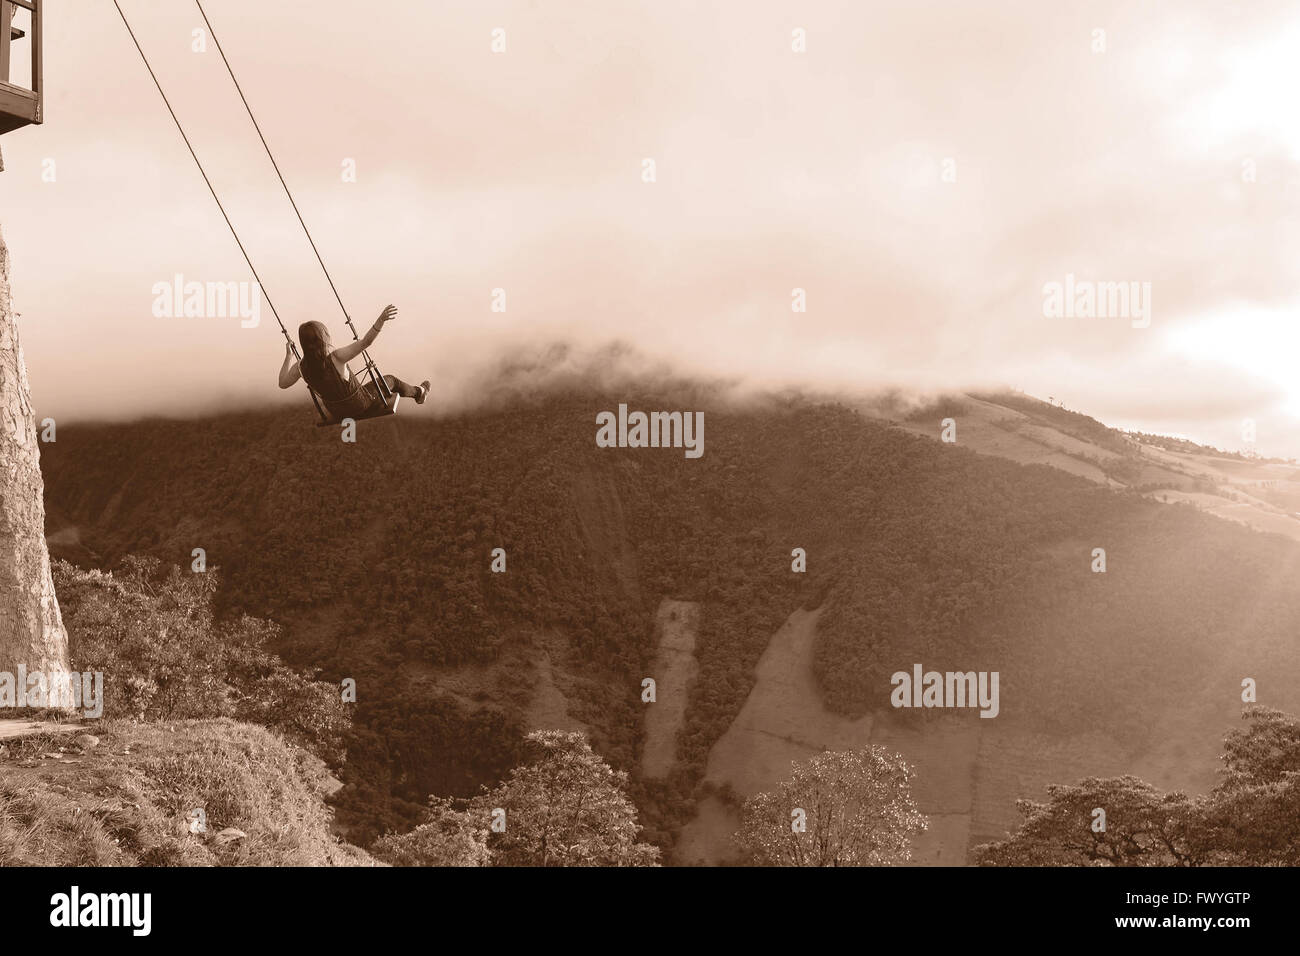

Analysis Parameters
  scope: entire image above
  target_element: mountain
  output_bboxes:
[38,386,1300,861]
[898,390,1300,541]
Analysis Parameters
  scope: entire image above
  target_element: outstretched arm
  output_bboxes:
[334,304,397,364]
[278,342,302,389]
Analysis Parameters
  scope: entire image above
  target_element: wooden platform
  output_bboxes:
[0,0,42,135]
[0,79,38,134]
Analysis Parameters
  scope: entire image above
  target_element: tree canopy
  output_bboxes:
[974,706,1300,866]
[374,731,660,867]
[736,747,927,866]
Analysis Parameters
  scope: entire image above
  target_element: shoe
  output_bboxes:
[416,381,431,405]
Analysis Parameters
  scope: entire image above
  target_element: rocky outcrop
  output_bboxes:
[0,221,70,689]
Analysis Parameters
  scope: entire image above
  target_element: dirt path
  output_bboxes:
[0,718,82,740]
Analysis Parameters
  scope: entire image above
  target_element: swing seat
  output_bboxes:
[313,391,400,428]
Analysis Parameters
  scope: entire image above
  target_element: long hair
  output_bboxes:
[297,321,335,392]
[298,321,332,360]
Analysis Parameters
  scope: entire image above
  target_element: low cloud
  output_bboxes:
[3,0,1298,454]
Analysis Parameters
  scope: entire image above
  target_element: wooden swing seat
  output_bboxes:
[312,391,400,428]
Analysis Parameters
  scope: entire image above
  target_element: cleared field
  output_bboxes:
[891,397,1111,484]
[675,607,1001,865]
[1150,490,1300,542]
[641,599,700,779]
[527,648,587,734]
[678,601,1233,866]
[884,393,1300,544]
[677,607,872,863]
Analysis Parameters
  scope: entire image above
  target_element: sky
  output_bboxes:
[1,0,1298,456]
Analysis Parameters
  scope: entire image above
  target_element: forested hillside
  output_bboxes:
[39,389,1300,852]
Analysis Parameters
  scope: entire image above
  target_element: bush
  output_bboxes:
[371,797,490,866]
[54,558,348,763]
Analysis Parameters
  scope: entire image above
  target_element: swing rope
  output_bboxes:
[110,0,296,353]
[110,0,387,421]
[193,0,388,401]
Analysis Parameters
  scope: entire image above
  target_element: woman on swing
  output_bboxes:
[277,305,430,419]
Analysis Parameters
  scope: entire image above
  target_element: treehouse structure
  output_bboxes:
[0,0,41,136]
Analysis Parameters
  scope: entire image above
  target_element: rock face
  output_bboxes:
[0,222,71,688]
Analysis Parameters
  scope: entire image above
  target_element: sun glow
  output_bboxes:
[1163,307,1300,417]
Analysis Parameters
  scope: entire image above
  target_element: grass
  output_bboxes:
[0,718,379,866]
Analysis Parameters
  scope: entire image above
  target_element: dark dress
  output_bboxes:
[300,353,386,419]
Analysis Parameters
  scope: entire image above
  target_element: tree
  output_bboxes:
[55,557,349,761]
[371,797,491,867]
[472,730,659,866]
[973,707,1300,866]
[1196,706,1300,866]
[736,747,927,866]
[0,217,71,693]
[971,776,1209,866]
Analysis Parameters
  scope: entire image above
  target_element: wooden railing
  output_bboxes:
[0,0,41,132]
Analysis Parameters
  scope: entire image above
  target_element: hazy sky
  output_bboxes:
[1,0,1298,455]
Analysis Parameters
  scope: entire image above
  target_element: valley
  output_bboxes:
[36,387,1300,862]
